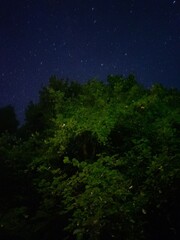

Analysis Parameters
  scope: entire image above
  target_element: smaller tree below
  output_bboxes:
[0,105,19,134]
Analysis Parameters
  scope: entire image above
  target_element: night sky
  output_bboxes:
[0,0,180,123]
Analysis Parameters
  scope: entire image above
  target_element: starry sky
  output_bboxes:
[0,0,180,123]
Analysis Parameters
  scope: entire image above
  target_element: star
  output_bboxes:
[68,52,73,58]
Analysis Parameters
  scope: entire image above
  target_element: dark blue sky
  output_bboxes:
[0,0,179,123]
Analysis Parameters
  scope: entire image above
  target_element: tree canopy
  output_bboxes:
[0,75,179,239]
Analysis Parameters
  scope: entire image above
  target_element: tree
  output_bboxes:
[0,105,19,134]
[0,75,179,239]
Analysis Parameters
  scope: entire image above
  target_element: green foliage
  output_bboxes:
[0,75,179,239]
[61,156,134,239]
